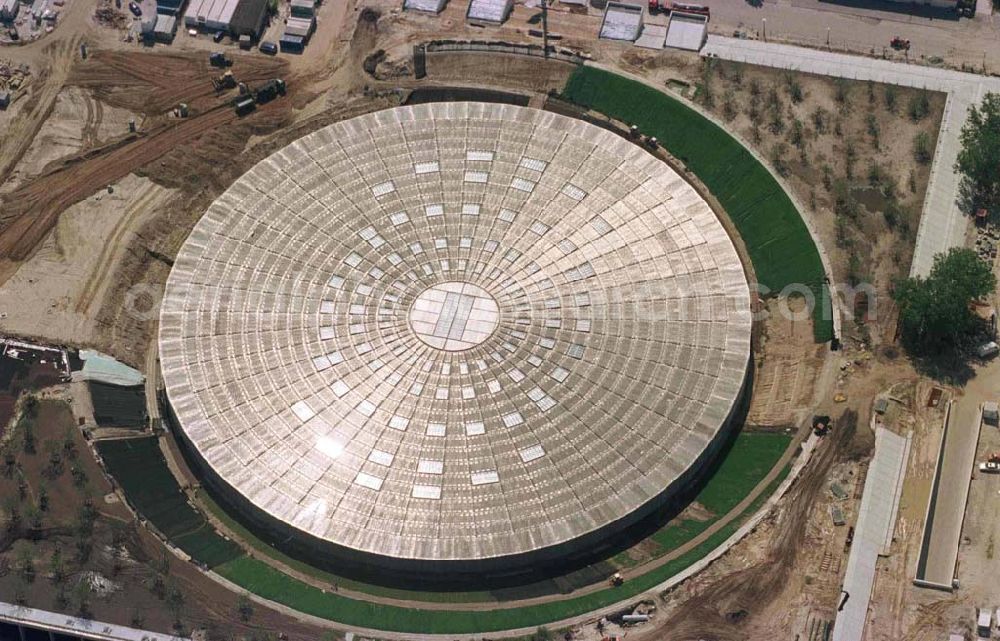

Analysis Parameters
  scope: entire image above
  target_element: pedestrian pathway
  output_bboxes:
[702,35,1000,277]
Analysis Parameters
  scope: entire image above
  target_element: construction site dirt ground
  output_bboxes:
[0,2,983,640]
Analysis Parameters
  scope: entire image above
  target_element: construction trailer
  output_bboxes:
[279,32,303,52]
[465,0,512,24]
[404,0,447,14]
[289,0,313,17]
[283,14,313,38]
[155,0,186,16]
[153,12,177,41]
[599,1,643,41]
[0,0,18,21]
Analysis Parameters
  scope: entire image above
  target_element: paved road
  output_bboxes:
[700,0,1000,71]
[702,35,1000,277]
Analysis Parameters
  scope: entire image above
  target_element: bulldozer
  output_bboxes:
[213,71,237,92]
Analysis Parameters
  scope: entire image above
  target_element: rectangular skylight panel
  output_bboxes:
[511,177,535,193]
[412,484,441,499]
[368,449,395,466]
[520,157,548,172]
[471,470,499,485]
[465,171,489,183]
[590,215,612,235]
[529,221,550,236]
[462,203,481,216]
[418,459,444,474]
[388,415,409,431]
[414,161,440,175]
[427,422,446,436]
[465,421,486,436]
[389,211,410,226]
[498,208,517,222]
[425,204,444,217]
[519,444,545,463]
[371,181,395,197]
[466,150,494,161]
[562,183,586,200]
[291,401,315,422]
[354,472,384,491]
[502,411,524,428]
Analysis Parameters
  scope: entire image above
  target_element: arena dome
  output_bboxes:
[159,102,752,575]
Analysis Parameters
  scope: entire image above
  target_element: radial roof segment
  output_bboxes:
[159,102,753,567]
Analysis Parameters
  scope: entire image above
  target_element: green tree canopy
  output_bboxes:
[894,247,996,352]
[956,92,1000,211]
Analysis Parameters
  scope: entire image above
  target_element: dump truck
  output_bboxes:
[254,78,286,104]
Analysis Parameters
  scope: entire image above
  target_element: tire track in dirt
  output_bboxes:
[0,50,293,267]
[74,182,164,315]
[654,411,860,641]
[0,35,82,184]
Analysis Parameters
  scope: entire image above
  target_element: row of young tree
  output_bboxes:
[892,92,1000,354]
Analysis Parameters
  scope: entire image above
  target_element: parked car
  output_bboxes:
[259,40,278,55]
[128,1,141,16]
[213,30,225,42]
[979,461,1000,474]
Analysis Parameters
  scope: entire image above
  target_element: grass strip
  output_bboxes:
[561,66,833,343]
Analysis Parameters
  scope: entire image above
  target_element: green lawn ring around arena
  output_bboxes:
[96,431,792,633]
[560,66,833,344]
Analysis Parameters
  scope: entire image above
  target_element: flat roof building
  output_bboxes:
[183,0,266,36]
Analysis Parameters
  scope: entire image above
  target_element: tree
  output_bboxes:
[914,131,933,164]
[893,247,996,352]
[908,90,931,121]
[49,548,66,585]
[957,92,1000,211]
[166,582,185,630]
[237,593,254,622]
[75,579,93,618]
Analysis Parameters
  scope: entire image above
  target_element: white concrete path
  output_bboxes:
[702,36,1000,278]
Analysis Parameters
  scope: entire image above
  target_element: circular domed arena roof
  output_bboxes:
[158,103,752,570]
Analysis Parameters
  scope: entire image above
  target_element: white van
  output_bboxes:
[978,607,993,638]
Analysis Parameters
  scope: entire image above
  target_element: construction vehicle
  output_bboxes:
[233,95,255,116]
[209,51,232,67]
[890,37,910,51]
[609,572,624,587]
[253,78,286,104]
[213,70,236,91]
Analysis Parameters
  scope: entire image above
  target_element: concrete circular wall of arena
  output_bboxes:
[158,102,753,576]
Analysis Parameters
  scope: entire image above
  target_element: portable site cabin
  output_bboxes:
[599,1,643,41]
[984,402,999,426]
[155,0,185,16]
[465,0,512,24]
[289,0,313,17]
[977,608,992,638]
[153,13,177,41]
[404,0,447,14]
[279,32,303,52]
[0,0,19,22]
[283,14,313,39]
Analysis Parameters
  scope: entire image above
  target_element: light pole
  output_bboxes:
[541,0,549,59]
[826,27,830,48]
[762,18,767,42]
